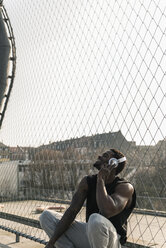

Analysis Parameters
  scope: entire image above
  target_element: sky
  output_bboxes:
[0,0,166,147]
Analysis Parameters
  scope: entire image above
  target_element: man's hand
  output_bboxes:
[97,167,109,182]
[97,163,117,182]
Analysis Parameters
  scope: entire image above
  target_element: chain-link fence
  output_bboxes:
[0,0,166,247]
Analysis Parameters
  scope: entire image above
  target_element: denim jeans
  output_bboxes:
[39,210,121,248]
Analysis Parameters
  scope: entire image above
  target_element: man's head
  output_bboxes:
[93,148,126,175]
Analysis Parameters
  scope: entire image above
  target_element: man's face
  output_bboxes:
[93,150,114,170]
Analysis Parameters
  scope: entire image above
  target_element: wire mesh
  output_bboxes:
[0,0,166,247]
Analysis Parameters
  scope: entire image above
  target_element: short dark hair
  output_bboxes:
[110,148,126,175]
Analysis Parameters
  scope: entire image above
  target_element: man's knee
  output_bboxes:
[88,213,100,224]
[87,213,116,236]
[88,213,106,227]
[87,214,108,234]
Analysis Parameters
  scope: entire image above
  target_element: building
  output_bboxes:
[42,130,135,152]
[0,142,9,162]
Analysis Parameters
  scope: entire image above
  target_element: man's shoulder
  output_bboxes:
[117,181,134,191]
[87,174,97,180]
[116,177,134,187]
[116,177,134,190]
[115,178,135,202]
[86,174,97,184]
[79,174,98,186]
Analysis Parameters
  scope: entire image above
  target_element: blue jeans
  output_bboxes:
[39,210,121,248]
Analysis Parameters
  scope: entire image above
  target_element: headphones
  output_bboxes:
[108,157,126,168]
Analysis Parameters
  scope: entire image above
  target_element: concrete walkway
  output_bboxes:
[0,229,43,248]
[0,200,165,247]
[0,229,129,248]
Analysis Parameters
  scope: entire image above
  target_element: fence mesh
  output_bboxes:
[0,0,166,247]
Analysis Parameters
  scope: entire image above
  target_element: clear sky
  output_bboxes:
[0,0,165,147]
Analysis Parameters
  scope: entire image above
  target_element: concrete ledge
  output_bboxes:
[133,208,166,218]
[0,212,41,229]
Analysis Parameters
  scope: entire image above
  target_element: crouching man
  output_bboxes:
[40,148,136,248]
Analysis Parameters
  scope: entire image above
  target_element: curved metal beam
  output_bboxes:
[0,2,16,128]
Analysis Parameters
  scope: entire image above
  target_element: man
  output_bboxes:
[40,148,136,248]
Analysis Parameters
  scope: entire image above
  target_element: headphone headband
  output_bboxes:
[118,157,126,163]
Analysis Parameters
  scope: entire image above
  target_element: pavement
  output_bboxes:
[0,229,43,248]
[0,229,129,248]
[0,200,165,248]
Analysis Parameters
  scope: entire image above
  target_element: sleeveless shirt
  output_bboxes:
[86,175,136,245]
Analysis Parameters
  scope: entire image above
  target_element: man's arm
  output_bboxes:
[45,176,88,248]
[96,177,134,218]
